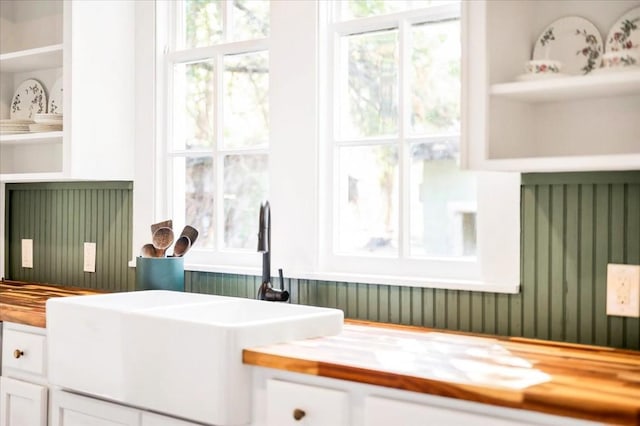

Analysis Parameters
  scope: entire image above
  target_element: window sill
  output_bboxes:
[128,260,520,294]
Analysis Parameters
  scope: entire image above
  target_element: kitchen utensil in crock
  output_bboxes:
[172,235,191,257]
[140,243,158,258]
[151,219,173,235]
[180,225,199,247]
[152,227,174,257]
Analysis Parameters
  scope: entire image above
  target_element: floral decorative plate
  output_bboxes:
[533,16,603,75]
[10,79,47,120]
[606,6,640,52]
[48,77,63,114]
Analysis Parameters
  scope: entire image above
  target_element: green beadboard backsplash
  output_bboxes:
[4,172,640,350]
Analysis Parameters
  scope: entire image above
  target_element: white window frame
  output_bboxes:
[317,1,520,292]
[156,0,271,269]
[135,0,520,293]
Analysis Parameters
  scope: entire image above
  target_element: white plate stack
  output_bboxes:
[31,113,63,132]
[0,119,35,135]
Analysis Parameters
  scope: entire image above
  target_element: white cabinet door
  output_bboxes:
[266,379,349,426]
[0,376,47,426]
[50,389,139,426]
[364,396,534,426]
[141,412,200,426]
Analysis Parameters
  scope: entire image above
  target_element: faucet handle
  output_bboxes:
[279,268,285,290]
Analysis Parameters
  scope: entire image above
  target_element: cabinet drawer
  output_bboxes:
[364,396,538,426]
[266,379,349,426]
[1,328,46,378]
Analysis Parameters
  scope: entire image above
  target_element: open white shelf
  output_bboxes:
[465,1,640,172]
[491,69,640,103]
[482,153,640,173]
[0,131,63,145]
[0,172,64,182]
[0,44,63,73]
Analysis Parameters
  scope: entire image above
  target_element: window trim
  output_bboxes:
[318,1,520,292]
[135,0,520,294]
[158,0,271,266]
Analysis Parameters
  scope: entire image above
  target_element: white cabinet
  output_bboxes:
[0,376,47,426]
[463,0,640,172]
[1,327,46,378]
[253,368,602,426]
[50,390,139,426]
[364,395,535,426]
[141,412,203,426]
[0,0,135,181]
[0,322,48,426]
[265,379,349,426]
[50,389,203,426]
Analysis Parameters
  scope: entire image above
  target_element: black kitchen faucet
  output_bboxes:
[257,201,289,302]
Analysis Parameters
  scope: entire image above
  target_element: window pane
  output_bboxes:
[223,154,268,249]
[181,0,223,48]
[340,1,406,20]
[340,1,458,21]
[340,30,398,139]
[409,141,476,257]
[411,19,460,135]
[231,0,269,41]
[175,156,215,249]
[338,145,398,254]
[173,61,215,150]
[223,52,269,149]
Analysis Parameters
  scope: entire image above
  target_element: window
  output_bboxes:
[320,0,520,289]
[161,0,270,265]
[146,1,520,292]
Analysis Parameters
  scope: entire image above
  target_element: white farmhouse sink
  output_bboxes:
[47,290,343,425]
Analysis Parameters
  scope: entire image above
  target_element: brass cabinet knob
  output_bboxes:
[13,349,24,359]
[293,408,306,421]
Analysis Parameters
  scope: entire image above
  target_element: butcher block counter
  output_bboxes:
[0,279,104,327]
[2,281,639,424]
[244,320,640,425]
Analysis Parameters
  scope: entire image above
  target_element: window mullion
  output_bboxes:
[399,19,410,260]
[331,30,342,255]
[222,0,230,41]
[215,52,224,252]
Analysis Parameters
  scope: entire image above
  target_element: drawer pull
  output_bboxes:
[13,349,24,359]
[293,408,306,421]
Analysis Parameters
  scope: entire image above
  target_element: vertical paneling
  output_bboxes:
[594,184,609,346]
[609,184,626,347]
[6,182,134,291]
[4,173,640,350]
[521,186,537,338]
[579,184,595,344]
[626,183,640,349]
[564,184,579,343]
[550,185,565,342]
[536,184,551,340]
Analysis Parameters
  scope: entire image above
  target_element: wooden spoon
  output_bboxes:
[180,225,199,247]
[151,219,172,235]
[172,235,191,257]
[152,227,174,257]
[140,244,157,258]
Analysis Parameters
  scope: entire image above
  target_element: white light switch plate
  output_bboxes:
[21,239,33,268]
[606,263,640,318]
[84,242,96,273]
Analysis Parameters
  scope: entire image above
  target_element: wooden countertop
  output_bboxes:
[244,320,640,425]
[2,282,639,424]
[0,280,105,328]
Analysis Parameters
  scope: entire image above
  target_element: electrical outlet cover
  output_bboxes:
[606,263,640,318]
[84,242,97,273]
[21,239,33,268]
